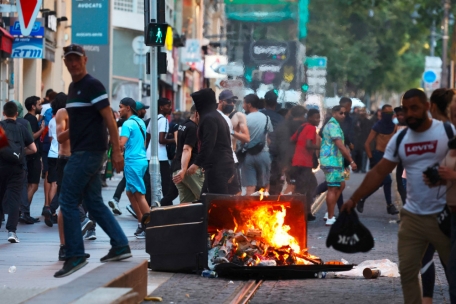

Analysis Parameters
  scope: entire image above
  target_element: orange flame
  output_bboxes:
[258,188,265,201]
[243,205,300,252]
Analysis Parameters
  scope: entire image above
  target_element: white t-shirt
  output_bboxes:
[218,110,238,163]
[48,117,58,158]
[146,114,169,161]
[384,119,454,215]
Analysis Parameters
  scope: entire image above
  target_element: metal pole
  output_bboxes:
[442,0,450,88]
[431,20,436,57]
[149,0,162,206]
[138,54,143,101]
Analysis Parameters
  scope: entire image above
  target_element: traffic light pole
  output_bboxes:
[148,0,163,206]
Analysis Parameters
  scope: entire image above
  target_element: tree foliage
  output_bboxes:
[305,0,447,96]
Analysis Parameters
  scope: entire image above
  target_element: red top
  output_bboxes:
[291,123,317,167]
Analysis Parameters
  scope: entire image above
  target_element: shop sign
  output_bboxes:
[12,37,43,58]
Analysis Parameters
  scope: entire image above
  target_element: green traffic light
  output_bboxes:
[301,83,309,92]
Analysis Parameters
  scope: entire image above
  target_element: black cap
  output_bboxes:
[264,90,278,102]
[120,97,137,114]
[219,90,237,101]
[158,97,171,107]
[326,210,374,253]
[63,44,86,57]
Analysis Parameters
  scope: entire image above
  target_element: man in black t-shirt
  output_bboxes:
[55,44,130,278]
[0,102,36,243]
[171,105,203,203]
[23,96,45,220]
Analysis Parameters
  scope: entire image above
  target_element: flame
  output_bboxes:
[244,205,300,252]
[258,188,265,201]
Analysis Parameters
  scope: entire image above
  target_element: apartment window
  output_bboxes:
[114,0,134,12]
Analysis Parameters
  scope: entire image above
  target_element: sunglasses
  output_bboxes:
[339,112,346,115]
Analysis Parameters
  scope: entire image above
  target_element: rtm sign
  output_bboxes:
[12,37,43,59]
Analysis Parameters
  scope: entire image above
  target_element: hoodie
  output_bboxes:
[192,88,234,169]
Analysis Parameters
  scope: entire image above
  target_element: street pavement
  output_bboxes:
[0,171,450,303]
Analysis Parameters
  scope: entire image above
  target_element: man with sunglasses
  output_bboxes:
[55,44,131,278]
[320,106,357,226]
[356,104,399,215]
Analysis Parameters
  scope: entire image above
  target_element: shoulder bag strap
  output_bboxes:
[132,118,146,140]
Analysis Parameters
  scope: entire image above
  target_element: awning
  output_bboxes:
[0,27,13,54]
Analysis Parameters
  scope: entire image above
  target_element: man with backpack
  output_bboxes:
[289,109,321,221]
[0,102,36,243]
[342,88,453,304]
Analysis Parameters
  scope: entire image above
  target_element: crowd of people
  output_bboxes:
[2,42,456,303]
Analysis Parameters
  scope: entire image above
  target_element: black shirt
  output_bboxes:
[66,74,110,152]
[24,113,41,156]
[261,109,284,130]
[171,119,198,172]
[0,119,34,168]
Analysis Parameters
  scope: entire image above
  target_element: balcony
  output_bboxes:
[113,0,145,31]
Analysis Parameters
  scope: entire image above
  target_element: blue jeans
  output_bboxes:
[59,151,128,258]
[449,213,456,303]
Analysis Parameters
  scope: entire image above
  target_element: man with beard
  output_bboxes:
[217,90,250,194]
[187,88,234,194]
[342,88,453,304]
[356,104,399,215]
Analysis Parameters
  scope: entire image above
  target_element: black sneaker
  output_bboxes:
[307,214,317,222]
[58,245,91,261]
[100,245,132,263]
[41,206,50,216]
[54,256,88,278]
[387,204,399,215]
[44,208,53,227]
[19,214,35,224]
[126,205,137,219]
[356,199,366,213]
[134,225,144,236]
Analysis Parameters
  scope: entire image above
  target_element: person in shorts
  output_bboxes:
[118,98,148,239]
[320,106,356,226]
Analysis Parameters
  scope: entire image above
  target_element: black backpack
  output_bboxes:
[0,120,25,165]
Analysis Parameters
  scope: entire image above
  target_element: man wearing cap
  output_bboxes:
[118,98,148,238]
[217,90,250,194]
[109,101,152,217]
[55,44,131,278]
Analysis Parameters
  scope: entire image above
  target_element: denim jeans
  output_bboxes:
[449,213,456,303]
[59,151,128,258]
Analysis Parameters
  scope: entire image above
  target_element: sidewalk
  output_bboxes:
[0,174,172,303]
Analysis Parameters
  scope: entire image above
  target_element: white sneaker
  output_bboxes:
[251,191,270,197]
[323,212,328,221]
[325,217,336,226]
[7,231,19,243]
[108,199,122,215]
[136,231,146,239]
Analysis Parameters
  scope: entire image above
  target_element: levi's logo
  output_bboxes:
[405,141,438,156]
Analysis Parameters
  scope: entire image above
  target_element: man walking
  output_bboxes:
[172,105,204,202]
[356,104,399,215]
[342,89,452,303]
[55,44,130,278]
[289,109,321,220]
[187,88,234,194]
[0,102,36,242]
[118,98,149,239]
[352,107,372,173]
[320,106,356,226]
[241,94,274,196]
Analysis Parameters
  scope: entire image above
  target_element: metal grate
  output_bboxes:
[114,0,134,12]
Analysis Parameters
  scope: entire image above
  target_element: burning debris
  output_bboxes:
[208,205,321,269]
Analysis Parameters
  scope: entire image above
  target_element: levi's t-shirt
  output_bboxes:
[384,119,454,215]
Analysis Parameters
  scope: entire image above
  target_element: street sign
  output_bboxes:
[181,39,201,63]
[10,20,44,36]
[16,0,42,36]
[132,36,147,55]
[145,23,168,47]
[423,70,437,84]
[305,56,327,68]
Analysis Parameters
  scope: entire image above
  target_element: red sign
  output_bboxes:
[405,141,438,156]
[16,0,42,36]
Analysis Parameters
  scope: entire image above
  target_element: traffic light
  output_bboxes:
[145,23,168,47]
[157,51,167,74]
[301,83,309,92]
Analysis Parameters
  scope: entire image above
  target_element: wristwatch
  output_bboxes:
[231,130,235,136]
[350,161,355,165]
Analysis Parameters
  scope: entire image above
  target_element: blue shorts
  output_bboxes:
[125,160,148,194]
